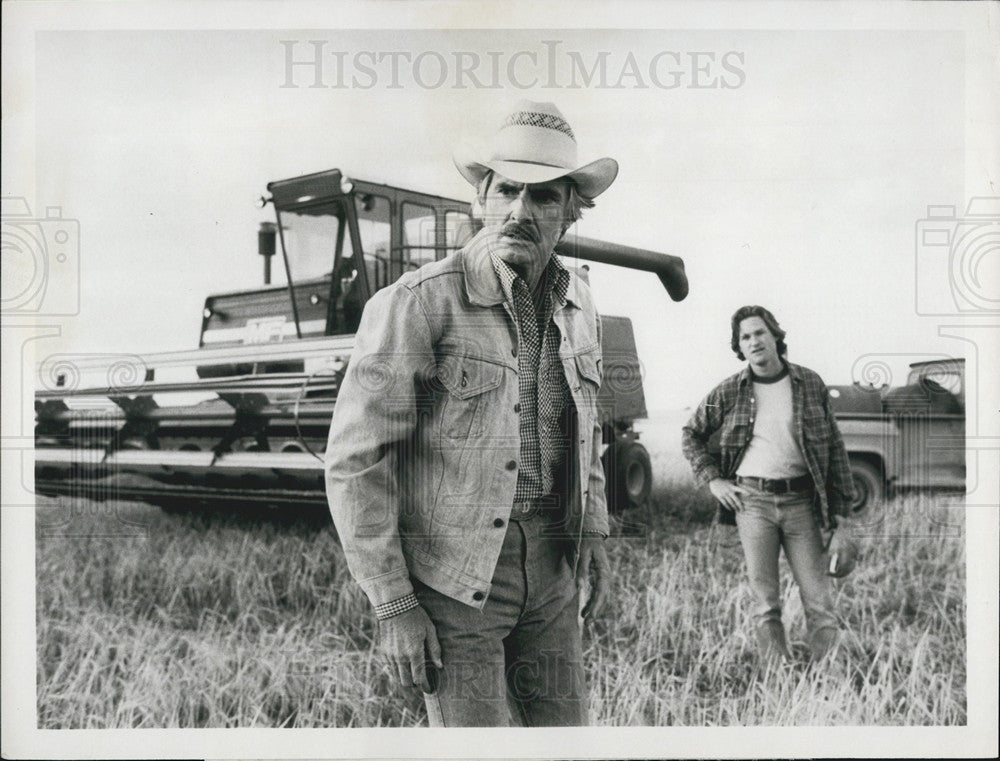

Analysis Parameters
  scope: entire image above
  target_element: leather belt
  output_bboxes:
[509,495,561,520]
[736,474,813,494]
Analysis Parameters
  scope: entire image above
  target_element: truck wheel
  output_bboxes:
[849,459,884,516]
[604,441,652,513]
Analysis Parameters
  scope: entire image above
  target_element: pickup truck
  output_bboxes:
[828,358,965,513]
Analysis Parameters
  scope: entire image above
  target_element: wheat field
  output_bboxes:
[35,428,966,728]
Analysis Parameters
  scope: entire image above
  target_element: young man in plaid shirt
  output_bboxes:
[682,305,856,663]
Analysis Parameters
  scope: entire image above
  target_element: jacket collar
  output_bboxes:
[461,230,506,306]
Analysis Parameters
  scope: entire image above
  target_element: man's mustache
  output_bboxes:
[499,222,539,243]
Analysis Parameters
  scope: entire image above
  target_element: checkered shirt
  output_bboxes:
[374,593,420,620]
[491,253,572,502]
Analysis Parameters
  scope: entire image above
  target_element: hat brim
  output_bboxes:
[455,154,619,198]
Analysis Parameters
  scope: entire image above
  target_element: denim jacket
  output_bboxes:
[325,230,608,610]
[681,362,856,529]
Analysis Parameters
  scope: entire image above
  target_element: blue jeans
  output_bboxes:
[734,484,838,640]
[413,515,587,727]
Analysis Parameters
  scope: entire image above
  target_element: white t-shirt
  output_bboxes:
[735,373,808,479]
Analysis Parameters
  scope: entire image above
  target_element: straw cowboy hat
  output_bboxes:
[454,100,619,198]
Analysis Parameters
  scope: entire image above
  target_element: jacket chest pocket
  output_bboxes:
[437,353,504,438]
[569,351,602,406]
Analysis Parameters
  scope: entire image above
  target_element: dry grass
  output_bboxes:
[35,438,965,728]
[594,490,965,725]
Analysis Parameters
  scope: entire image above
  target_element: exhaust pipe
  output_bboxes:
[259,222,277,284]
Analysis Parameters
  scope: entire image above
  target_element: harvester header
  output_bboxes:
[35,168,688,515]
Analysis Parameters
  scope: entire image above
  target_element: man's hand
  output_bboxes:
[709,478,747,512]
[378,604,442,693]
[577,535,610,625]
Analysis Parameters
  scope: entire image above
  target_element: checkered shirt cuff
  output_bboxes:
[374,593,420,620]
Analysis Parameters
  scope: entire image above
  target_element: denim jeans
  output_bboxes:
[413,514,587,727]
[734,484,838,640]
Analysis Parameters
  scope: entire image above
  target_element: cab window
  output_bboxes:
[402,202,437,271]
[445,210,476,255]
[355,193,391,293]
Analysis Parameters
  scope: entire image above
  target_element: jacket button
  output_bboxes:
[511,347,518,357]
[506,460,517,470]
[514,403,520,413]
[494,518,504,528]
[473,591,485,601]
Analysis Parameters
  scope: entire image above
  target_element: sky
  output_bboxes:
[2,2,999,758]
[3,13,995,414]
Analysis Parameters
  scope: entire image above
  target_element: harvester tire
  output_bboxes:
[848,458,884,517]
[605,441,652,513]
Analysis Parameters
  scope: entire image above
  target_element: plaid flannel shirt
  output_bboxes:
[681,361,856,529]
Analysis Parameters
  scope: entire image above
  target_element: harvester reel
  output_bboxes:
[293,357,345,462]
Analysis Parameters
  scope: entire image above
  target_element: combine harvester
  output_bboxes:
[35,169,688,515]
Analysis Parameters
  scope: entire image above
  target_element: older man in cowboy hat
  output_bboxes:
[325,100,616,726]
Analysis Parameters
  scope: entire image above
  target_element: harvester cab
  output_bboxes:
[200,170,475,354]
[35,168,688,515]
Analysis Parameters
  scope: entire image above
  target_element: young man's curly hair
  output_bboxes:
[730,305,788,360]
